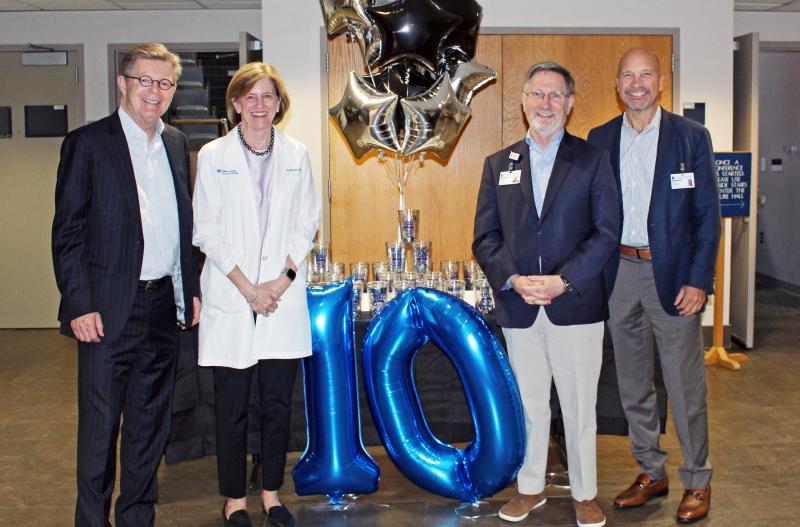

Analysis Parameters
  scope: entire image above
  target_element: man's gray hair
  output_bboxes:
[120,42,182,81]
[522,61,575,95]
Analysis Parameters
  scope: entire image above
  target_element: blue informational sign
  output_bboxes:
[715,152,751,217]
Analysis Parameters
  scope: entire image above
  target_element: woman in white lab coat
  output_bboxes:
[193,62,319,527]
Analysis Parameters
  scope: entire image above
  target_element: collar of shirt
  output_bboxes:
[525,127,564,157]
[524,128,564,219]
[622,105,662,136]
[118,106,165,143]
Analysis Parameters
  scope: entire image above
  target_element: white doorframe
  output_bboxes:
[731,33,759,348]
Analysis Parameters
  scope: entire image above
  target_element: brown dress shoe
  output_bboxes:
[498,492,547,522]
[677,487,711,523]
[614,473,669,508]
[574,499,606,527]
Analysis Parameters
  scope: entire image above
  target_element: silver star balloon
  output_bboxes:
[450,60,496,105]
[351,22,383,70]
[330,71,401,159]
[400,73,471,160]
[320,0,372,36]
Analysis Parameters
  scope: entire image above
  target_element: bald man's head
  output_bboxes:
[618,47,661,77]
[616,47,663,115]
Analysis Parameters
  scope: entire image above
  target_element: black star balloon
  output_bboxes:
[431,0,483,68]
[450,60,496,105]
[329,72,401,159]
[320,0,372,36]
[366,0,461,71]
[362,61,437,99]
[400,73,471,160]
[363,61,438,134]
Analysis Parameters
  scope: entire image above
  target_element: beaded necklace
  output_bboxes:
[238,124,274,157]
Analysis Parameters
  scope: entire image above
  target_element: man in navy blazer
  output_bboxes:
[587,48,720,523]
[473,61,619,527]
[52,43,200,527]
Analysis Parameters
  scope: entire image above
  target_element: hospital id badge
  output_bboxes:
[499,170,521,185]
[670,172,695,189]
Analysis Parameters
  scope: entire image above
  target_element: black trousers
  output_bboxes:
[75,281,179,527]
[213,357,298,498]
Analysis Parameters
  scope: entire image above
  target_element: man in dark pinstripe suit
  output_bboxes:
[52,43,200,527]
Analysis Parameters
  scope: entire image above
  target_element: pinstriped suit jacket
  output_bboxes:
[52,111,199,342]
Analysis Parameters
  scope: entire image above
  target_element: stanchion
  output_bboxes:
[454,500,500,519]
[704,218,748,370]
[545,434,570,489]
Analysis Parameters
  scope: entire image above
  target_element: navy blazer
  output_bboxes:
[472,131,620,328]
[52,111,199,342]
[587,108,721,316]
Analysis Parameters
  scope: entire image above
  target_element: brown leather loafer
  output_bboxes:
[677,487,711,523]
[613,473,669,508]
[498,492,547,522]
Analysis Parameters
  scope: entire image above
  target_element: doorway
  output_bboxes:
[757,47,800,290]
[0,45,85,328]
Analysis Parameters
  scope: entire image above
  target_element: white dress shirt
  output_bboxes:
[118,107,179,280]
[619,106,661,247]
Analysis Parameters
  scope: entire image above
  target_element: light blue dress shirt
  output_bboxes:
[526,128,565,217]
[505,129,565,286]
[619,107,661,246]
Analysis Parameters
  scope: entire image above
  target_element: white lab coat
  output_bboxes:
[193,126,320,368]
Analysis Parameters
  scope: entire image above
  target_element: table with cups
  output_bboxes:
[165,212,669,464]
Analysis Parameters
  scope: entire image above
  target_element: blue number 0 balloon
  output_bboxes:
[292,279,380,504]
[362,288,525,503]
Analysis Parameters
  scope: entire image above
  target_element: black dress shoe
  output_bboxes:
[263,504,294,527]
[222,504,253,527]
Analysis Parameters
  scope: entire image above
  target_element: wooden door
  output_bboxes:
[327,35,503,266]
[502,34,673,145]
[327,33,673,267]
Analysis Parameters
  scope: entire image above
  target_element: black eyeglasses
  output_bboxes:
[122,74,175,91]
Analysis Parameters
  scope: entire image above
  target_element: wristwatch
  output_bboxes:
[281,267,296,282]
[561,275,574,293]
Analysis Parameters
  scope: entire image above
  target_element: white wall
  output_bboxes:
[735,12,800,41]
[0,9,262,122]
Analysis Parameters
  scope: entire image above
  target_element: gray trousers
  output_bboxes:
[608,255,713,489]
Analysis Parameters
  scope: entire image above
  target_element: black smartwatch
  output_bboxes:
[561,275,574,293]
[281,267,296,282]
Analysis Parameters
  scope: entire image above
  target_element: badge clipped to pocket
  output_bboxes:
[670,172,695,189]
[499,170,521,186]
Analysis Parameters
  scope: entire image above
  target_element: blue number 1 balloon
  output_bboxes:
[292,279,379,504]
[362,288,526,503]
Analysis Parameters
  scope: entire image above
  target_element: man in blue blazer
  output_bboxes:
[52,43,200,527]
[473,61,619,527]
[587,48,720,524]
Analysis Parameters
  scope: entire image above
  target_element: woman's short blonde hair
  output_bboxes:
[226,62,291,126]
